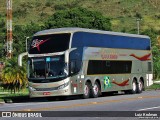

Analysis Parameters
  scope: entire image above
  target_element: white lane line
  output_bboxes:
[137,106,160,111]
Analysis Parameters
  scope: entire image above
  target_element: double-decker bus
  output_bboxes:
[27,28,153,98]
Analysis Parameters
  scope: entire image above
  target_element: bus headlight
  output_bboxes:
[57,82,69,90]
[29,86,36,91]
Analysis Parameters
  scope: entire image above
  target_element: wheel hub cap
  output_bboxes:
[133,82,136,91]
[93,84,98,95]
[84,85,88,96]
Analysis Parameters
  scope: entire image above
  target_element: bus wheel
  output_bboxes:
[91,82,100,98]
[137,80,143,93]
[82,82,91,99]
[130,80,137,94]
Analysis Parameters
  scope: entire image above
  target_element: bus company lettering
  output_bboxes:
[101,50,118,60]
[119,54,127,56]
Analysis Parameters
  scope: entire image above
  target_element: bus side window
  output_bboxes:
[148,62,152,71]
[69,60,81,76]
[106,61,110,67]
[69,61,77,75]
[71,61,75,73]
[125,64,129,72]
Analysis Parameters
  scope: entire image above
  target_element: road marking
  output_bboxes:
[138,106,160,111]
[19,95,160,111]
[91,102,97,104]
[26,109,31,111]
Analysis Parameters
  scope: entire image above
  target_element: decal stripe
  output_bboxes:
[112,79,129,86]
[130,53,151,61]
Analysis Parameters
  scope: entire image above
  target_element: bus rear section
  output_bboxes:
[81,47,152,98]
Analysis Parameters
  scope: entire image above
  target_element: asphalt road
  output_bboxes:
[0,90,160,120]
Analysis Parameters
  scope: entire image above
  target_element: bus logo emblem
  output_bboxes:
[31,39,49,51]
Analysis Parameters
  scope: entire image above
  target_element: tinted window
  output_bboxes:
[28,55,67,80]
[29,33,70,54]
[87,60,132,75]
[69,60,81,75]
[72,32,151,50]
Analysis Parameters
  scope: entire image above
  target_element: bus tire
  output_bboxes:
[137,80,143,93]
[130,80,137,94]
[91,81,101,98]
[82,82,91,99]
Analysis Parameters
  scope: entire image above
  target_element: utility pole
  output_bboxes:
[6,0,13,59]
[136,18,141,35]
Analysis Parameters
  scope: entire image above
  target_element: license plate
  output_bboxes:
[43,92,51,95]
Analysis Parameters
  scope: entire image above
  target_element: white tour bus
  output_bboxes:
[25,28,153,98]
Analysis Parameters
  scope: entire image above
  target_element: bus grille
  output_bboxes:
[35,82,69,91]
[35,87,57,91]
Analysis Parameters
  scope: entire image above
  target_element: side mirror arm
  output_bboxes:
[18,52,28,66]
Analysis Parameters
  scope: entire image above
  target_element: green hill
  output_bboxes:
[0,0,160,32]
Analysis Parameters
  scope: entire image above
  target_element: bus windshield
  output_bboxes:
[29,33,71,54]
[28,55,68,80]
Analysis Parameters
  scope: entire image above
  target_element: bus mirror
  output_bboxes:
[18,52,28,66]
[65,48,77,63]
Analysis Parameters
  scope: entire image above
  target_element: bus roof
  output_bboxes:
[34,27,150,39]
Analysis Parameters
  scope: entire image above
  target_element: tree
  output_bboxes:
[12,22,43,57]
[1,58,27,93]
[45,7,111,31]
[152,46,160,79]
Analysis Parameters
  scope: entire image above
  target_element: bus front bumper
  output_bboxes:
[28,80,72,98]
[29,87,71,98]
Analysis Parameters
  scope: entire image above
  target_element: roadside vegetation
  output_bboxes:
[146,83,160,90]
[1,58,27,94]
[0,87,29,103]
[0,87,29,98]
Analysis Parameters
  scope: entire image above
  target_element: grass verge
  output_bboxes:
[146,83,160,90]
[0,98,4,103]
[0,88,29,103]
